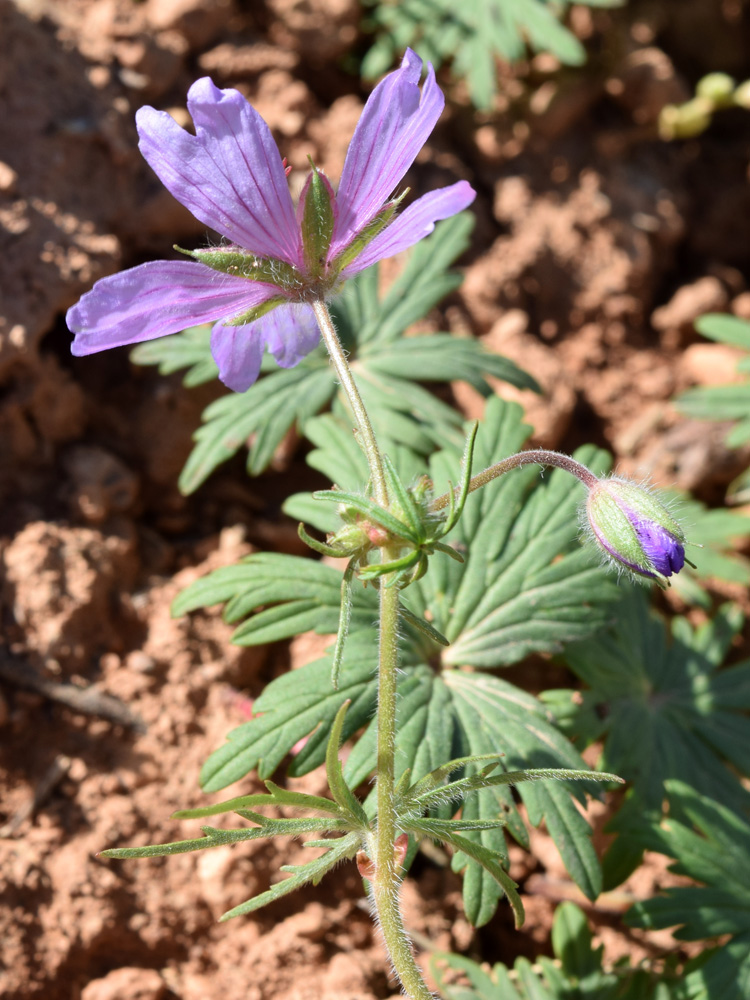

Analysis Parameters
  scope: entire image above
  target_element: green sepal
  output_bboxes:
[176,244,302,292]
[300,161,336,280]
[382,454,426,540]
[297,522,353,558]
[224,294,288,328]
[588,479,686,582]
[330,191,407,273]
[313,489,420,544]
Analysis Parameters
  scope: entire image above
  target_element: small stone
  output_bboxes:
[81,967,167,1000]
[681,343,745,386]
[63,445,139,523]
[145,0,234,48]
[732,292,750,320]
[126,651,157,674]
[651,276,728,332]
[0,161,18,192]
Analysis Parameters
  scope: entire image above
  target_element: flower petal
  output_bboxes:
[210,302,321,391]
[255,303,320,368]
[137,78,301,264]
[331,49,444,256]
[68,260,279,355]
[210,318,266,392]
[635,522,685,577]
[341,181,475,276]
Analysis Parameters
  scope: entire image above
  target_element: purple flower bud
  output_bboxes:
[586,479,687,583]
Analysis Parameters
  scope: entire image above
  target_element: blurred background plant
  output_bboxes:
[358,0,626,110]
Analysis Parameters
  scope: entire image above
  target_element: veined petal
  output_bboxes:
[210,318,266,392]
[331,49,444,256]
[255,302,320,368]
[137,78,301,265]
[68,260,279,355]
[341,181,475,276]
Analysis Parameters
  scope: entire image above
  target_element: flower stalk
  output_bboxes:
[431,449,599,511]
[312,300,388,507]
[431,448,687,585]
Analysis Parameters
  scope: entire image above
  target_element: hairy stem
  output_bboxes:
[431,448,598,512]
[372,578,434,1000]
[315,299,430,995]
[312,299,388,506]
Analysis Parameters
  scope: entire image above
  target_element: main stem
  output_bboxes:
[372,578,433,1000]
[312,300,388,506]
[314,301,432,998]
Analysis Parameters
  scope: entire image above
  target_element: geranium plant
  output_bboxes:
[68,53,691,998]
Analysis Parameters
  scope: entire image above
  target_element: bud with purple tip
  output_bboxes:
[585,478,687,584]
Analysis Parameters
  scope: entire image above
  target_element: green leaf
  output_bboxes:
[675,384,750,422]
[325,702,369,826]
[439,829,525,929]
[186,398,624,922]
[509,0,586,66]
[552,590,750,815]
[171,552,379,645]
[448,671,605,903]
[424,401,620,666]
[661,490,750,605]
[409,817,508,835]
[627,782,750,1000]
[219,832,360,920]
[552,900,599,978]
[366,335,539,394]
[360,0,608,109]
[100,816,341,859]
[400,754,504,806]
[694,313,750,348]
[199,632,380,791]
[178,364,332,491]
[407,766,621,813]
[172,783,343,819]
[674,313,750,471]
[430,899,673,1000]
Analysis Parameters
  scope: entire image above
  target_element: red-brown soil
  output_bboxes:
[2,1,750,997]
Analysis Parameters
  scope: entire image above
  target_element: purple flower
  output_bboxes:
[68,51,475,391]
[586,478,687,583]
